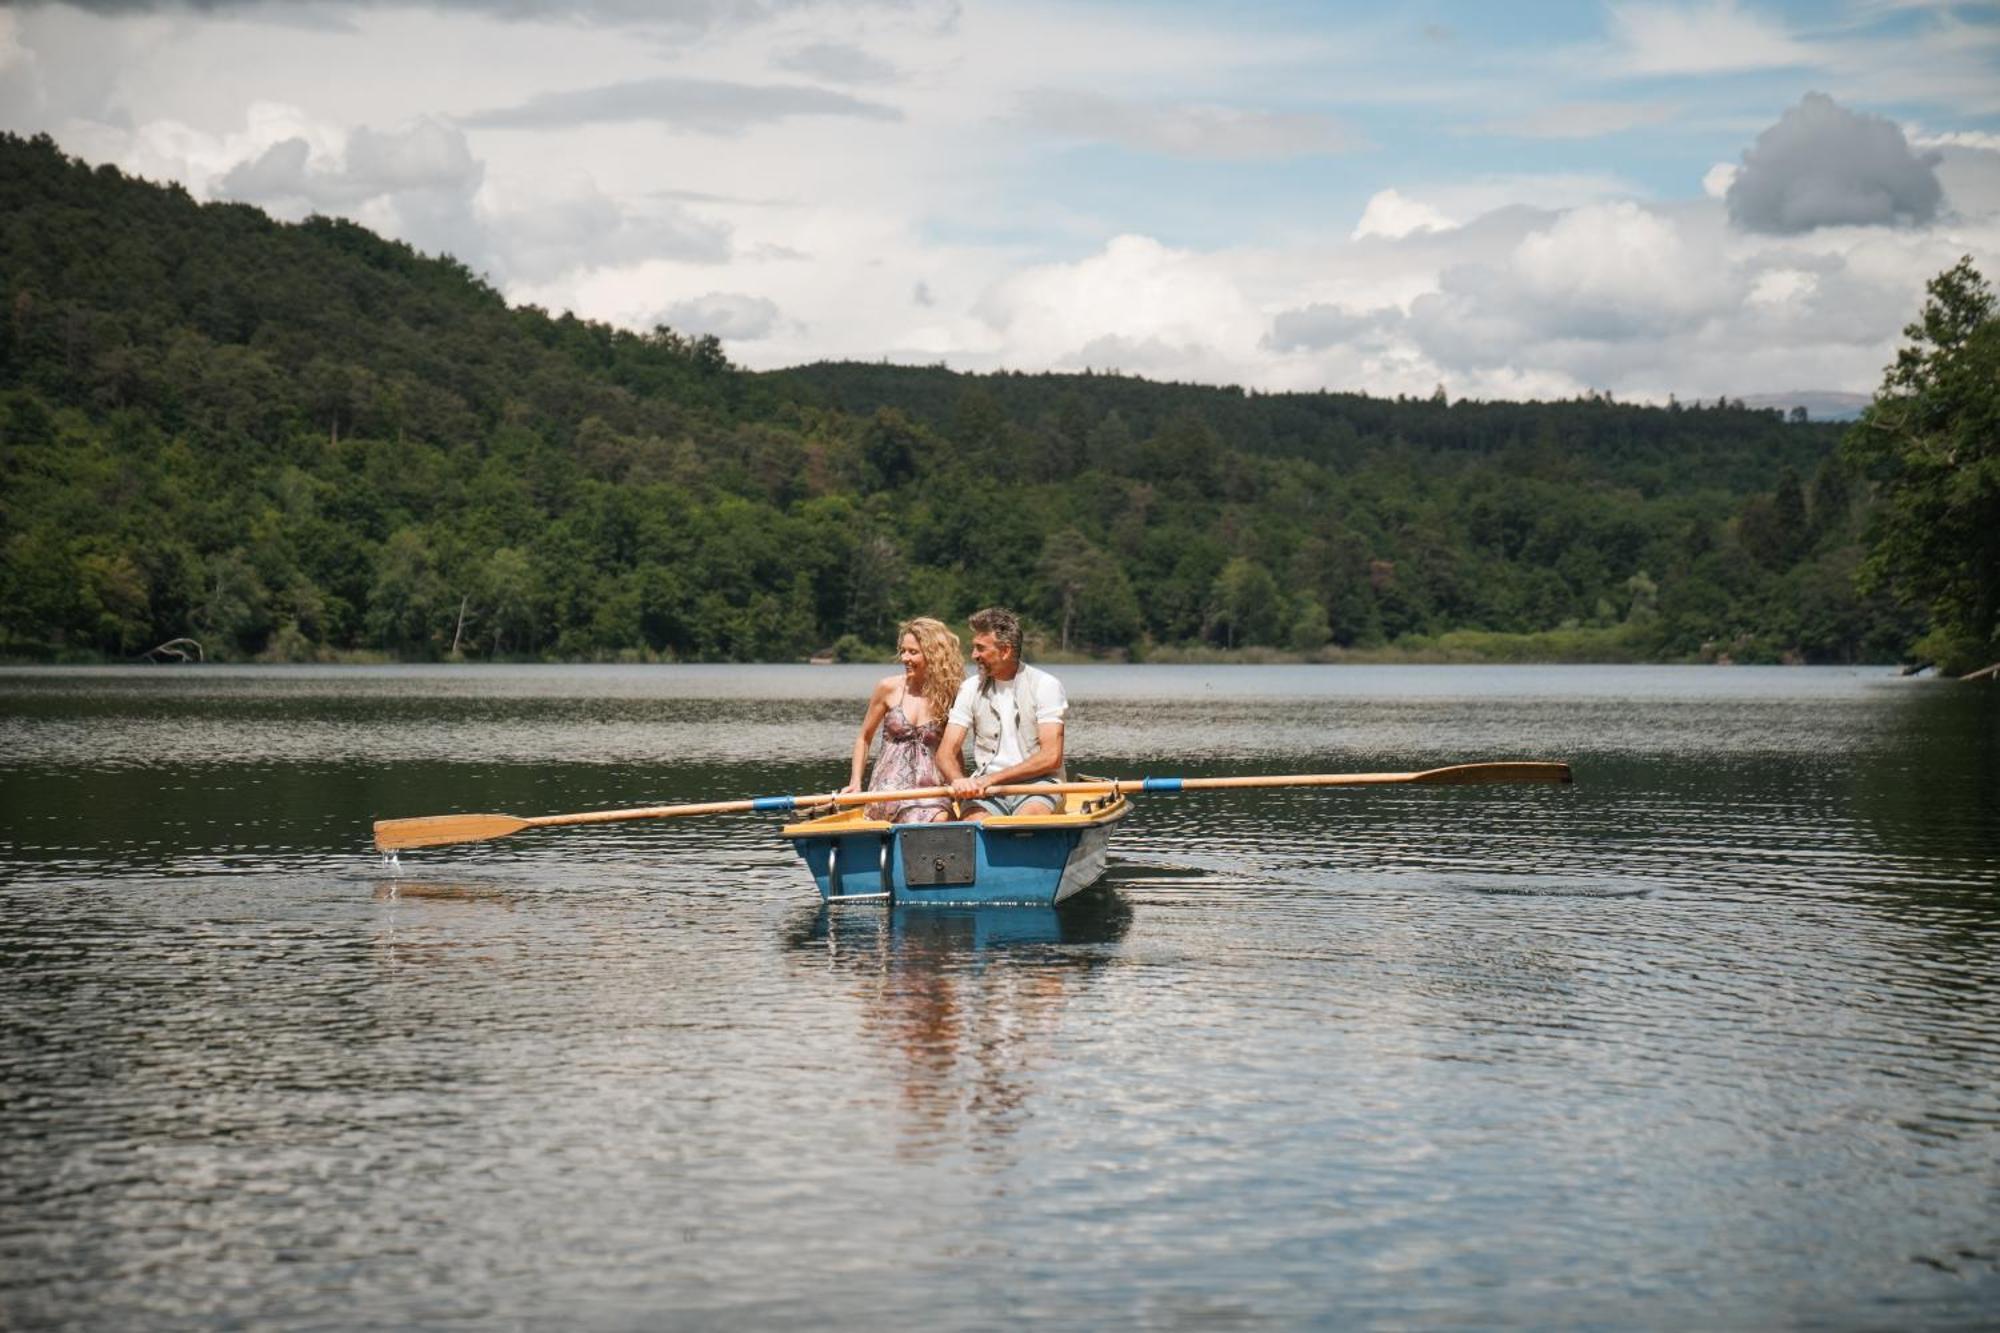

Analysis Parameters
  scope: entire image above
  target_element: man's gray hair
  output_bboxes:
[968,606,1023,657]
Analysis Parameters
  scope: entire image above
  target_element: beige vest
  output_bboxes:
[969,664,1065,780]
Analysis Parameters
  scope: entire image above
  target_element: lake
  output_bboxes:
[1,664,1995,1329]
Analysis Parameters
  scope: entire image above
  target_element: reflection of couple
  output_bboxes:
[842,606,1067,824]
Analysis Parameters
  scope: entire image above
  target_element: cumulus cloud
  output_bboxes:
[1019,88,1356,160]
[488,180,730,281]
[658,291,781,340]
[1351,188,1456,240]
[1726,92,1942,233]
[1408,202,1733,370]
[975,235,1268,376]
[218,136,317,202]
[462,74,901,133]
[219,116,483,208]
[12,0,1993,406]
[207,114,726,283]
[214,116,487,262]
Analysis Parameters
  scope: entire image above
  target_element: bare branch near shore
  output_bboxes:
[140,638,204,663]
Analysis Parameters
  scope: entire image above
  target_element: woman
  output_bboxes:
[843,617,965,823]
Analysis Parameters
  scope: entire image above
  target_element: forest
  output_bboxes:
[0,131,1943,666]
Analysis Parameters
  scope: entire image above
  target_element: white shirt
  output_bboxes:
[948,665,1068,778]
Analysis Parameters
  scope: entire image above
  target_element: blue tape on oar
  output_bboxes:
[1141,777,1182,792]
[752,795,796,812]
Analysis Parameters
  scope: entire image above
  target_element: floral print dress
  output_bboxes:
[865,700,951,823]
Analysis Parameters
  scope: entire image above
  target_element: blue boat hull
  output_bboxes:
[782,795,1129,907]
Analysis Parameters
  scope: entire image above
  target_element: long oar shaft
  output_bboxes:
[372,761,1568,852]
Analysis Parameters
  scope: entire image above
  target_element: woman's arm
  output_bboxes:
[844,677,895,791]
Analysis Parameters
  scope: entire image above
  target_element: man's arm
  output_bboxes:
[955,721,1063,794]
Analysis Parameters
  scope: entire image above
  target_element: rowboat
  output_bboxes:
[781,791,1131,906]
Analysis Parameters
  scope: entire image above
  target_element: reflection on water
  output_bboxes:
[2,665,1997,1329]
[783,894,1133,1159]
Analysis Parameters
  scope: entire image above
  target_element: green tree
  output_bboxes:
[1035,529,1141,652]
[481,546,538,656]
[1036,527,1099,652]
[1289,598,1332,652]
[78,551,151,654]
[1208,557,1282,648]
[193,549,272,655]
[1844,258,2000,672]
[367,528,444,656]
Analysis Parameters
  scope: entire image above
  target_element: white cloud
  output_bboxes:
[774,40,900,85]
[462,74,902,133]
[186,109,728,282]
[1911,128,2000,153]
[485,175,730,281]
[1407,203,1734,379]
[1352,188,1456,240]
[1932,142,2000,221]
[4,0,1997,408]
[1607,0,1815,75]
[1018,88,1356,160]
[974,234,1269,376]
[206,115,487,265]
[657,291,782,340]
[217,116,482,210]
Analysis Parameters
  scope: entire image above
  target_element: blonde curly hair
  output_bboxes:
[900,616,964,725]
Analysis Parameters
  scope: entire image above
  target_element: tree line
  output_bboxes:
[1,131,1979,668]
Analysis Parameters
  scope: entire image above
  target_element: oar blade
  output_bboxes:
[374,812,532,852]
[1411,761,1572,786]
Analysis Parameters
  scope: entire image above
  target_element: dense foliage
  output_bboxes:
[1843,258,2000,676]
[0,132,1920,664]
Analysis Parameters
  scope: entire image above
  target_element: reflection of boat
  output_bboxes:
[781,793,1131,906]
[788,888,1134,955]
[784,890,1131,1156]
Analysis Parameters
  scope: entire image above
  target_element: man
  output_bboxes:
[936,606,1067,820]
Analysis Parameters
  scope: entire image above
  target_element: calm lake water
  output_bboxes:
[2,664,1996,1330]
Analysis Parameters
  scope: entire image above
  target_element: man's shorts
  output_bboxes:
[968,778,1060,817]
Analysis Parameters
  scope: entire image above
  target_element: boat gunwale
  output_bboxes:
[780,792,1131,839]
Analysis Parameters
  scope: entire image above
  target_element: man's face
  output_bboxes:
[970,631,1012,681]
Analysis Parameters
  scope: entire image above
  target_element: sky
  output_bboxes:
[3,0,1998,403]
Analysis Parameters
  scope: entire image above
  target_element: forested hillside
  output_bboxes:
[0,132,1916,664]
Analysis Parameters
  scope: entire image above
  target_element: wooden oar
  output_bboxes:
[373,761,1569,853]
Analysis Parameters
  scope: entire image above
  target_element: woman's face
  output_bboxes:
[899,634,924,674]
